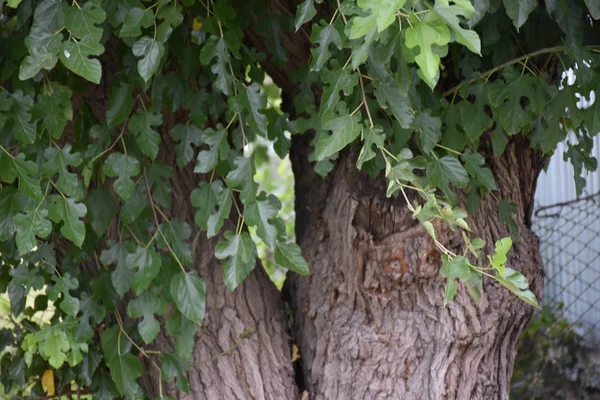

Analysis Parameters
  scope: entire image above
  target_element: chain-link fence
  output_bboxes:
[533,192,600,346]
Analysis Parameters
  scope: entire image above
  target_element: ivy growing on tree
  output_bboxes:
[0,0,599,398]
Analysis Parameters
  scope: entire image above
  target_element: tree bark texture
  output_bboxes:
[286,136,546,400]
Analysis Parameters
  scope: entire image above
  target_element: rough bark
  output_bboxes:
[286,135,546,400]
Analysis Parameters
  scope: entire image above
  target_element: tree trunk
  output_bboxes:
[285,136,545,400]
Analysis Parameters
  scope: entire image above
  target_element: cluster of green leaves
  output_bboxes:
[0,0,599,397]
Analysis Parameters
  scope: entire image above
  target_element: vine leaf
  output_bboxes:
[226,156,258,205]
[351,0,406,37]
[295,0,317,31]
[440,255,471,305]
[234,82,268,137]
[10,90,37,145]
[585,0,600,19]
[35,83,73,139]
[503,0,537,30]
[103,152,141,201]
[126,246,162,295]
[170,271,206,324]
[316,104,362,160]
[200,36,232,96]
[193,126,229,174]
[461,149,497,191]
[166,311,196,360]
[499,198,519,237]
[157,220,194,266]
[46,273,80,317]
[404,18,450,89]
[39,330,70,369]
[14,209,52,255]
[426,155,469,200]
[0,187,24,242]
[120,7,155,37]
[244,193,284,248]
[41,145,82,198]
[59,37,104,84]
[101,327,143,398]
[133,37,165,83]
[170,123,203,167]
[433,2,481,55]
[101,241,136,298]
[191,181,218,231]
[413,110,442,154]
[357,126,385,169]
[206,185,232,238]
[0,153,42,200]
[215,231,257,291]
[320,63,358,117]
[373,78,414,128]
[275,242,310,275]
[160,352,190,393]
[47,195,87,248]
[106,84,133,129]
[310,23,342,71]
[65,2,106,42]
[128,110,163,160]
[127,289,167,344]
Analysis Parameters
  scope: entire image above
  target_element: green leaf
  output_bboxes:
[404,17,450,89]
[215,231,257,290]
[103,152,141,201]
[193,126,229,174]
[171,123,203,167]
[0,153,42,199]
[76,293,106,342]
[160,352,190,393]
[46,273,80,316]
[487,75,534,134]
[127,246,162,295]
[310,23,342,71]
[352,0,407,37]
[65,2,106,42]
[14,209,52,255]
[226,156,258,205]
[413,110,442,153]
[433,3,481,55]
[170,271,206,324]
[373,78,414,128]
[86,189,118,237]
[41,145,82,198]
[427,155,469,199]
[315,106,362,160]
[101,327,143,397]
[101,241,136,297]
[351,28,376,70]
[106,84,133,129]
[157,220,193,265]
[128,110,163,159]
[275,242,309,275]
[39,329,69,369]
[35,83,73,139]
[132,37,165,82]
[459,101,491,142]
[166,311,196,359]
[200,36,232,95]
[59,37,104,84]
[120,7,155,37]
[320,64,358,116]
[19,48,60,81]
[357,126,385,169]
[499,198,519,237]
[461,149,497,191]
[191,181,218,231]
[47,195,87,247]
[0,187,23,242]
[440,255,471,281]
[585,0,600,19]
[443,279,458,305]
[235,82,268,136]
[10,90,37,145]
[496,267,539,307]
[490,237,512,273]
[244,193,283,247]
[127,289,167,344]
[295,0,317,31]
[503,0,537,30]
[206,185,232,238]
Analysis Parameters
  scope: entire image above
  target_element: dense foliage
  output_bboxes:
[0,0,599,397]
